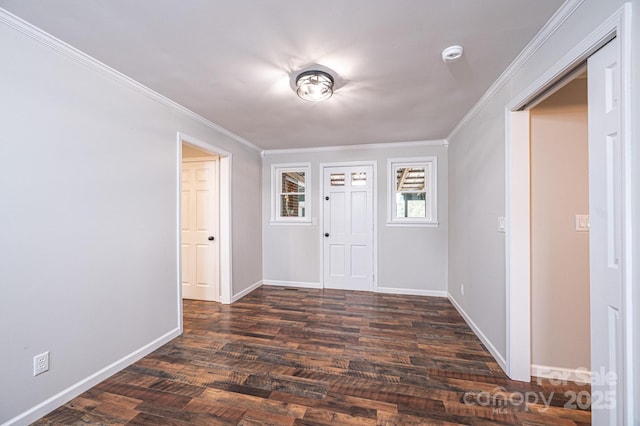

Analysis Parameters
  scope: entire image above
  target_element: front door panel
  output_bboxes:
[323,165,373,291]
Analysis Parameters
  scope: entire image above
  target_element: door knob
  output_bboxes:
[325,196,329,201]
[324,233,330,237]
[208,236,215,241]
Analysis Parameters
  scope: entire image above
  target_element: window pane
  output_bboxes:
[388,158,436,225]
[396,167,425,191]
[396,192,426,218]
[281,194,306,217]
[351,172,366,186]
[282,171,305,193]
[330,173,345,186]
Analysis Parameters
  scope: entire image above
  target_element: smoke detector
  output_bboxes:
[442,45,464,63]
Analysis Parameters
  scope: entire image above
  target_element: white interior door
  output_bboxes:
[588,38,624,425]
[181,160,220,301]
[323,165,374,291]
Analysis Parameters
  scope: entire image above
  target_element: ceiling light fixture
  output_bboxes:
[295,70,334,101]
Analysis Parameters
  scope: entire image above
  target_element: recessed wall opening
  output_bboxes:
[181,144,221,302]
[505,8,632,420]
[177,133,233,332]
[529,73,591,382]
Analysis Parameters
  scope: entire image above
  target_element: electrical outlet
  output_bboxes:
[33,351,49,376]
[460,283,465,296]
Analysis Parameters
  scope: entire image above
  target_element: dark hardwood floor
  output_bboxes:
[34,286,590,425]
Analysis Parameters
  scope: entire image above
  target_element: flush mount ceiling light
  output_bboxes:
[295,70,334,102]
[442,45,464,63]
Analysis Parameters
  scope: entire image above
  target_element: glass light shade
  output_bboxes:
[295,70,334,101]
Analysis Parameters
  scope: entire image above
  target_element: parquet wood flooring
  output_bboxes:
[33,286,590,425]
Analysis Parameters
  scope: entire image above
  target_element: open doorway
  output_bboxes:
[177,133,233,319]
[181,144,220,301]
[505,7,632,421]
[529,74,590,382]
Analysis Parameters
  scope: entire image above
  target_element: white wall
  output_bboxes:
[0,16,262,424]
[633,2,640,422]
[448,0,638,413]
[262,143,448,294]
[530,78,590,372]
[448,86,510,354]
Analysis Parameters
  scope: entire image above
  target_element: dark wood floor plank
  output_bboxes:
[269,390,382,420]
[182,397,247,423]
[196,387,308,419]
[33,286,590,425]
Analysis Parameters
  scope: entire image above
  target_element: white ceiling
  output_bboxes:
[0,0,565,150]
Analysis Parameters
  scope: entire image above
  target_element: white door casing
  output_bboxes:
[181,160,220,301]
[588,38,624,426]
[322,165,374,291]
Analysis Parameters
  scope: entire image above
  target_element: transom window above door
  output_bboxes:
[329,172,368,186]
[271,163,311,224]
[387,157,437,226]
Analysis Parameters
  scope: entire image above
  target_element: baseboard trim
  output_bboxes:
[376,287,447,297]
[262,280,322,289]
[2,327,180,426]
[231,280,263,302]
[531,364,591,384]
[260,282,448,297]
[447,293,507,374]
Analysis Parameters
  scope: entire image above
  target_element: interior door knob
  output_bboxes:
[324,233,330,237]
[208,236,215,241]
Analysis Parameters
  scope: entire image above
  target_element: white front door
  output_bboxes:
[181,160,220,301]
[588,38,624,425]
[323,165,374,291]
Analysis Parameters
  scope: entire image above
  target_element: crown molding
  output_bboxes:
[0,8,262,153]
[262,139,448,156]
[447,0,585,141]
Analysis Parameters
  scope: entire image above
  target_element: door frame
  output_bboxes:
[176,132,233,330]
[319,161,378,291]
[504,2,632,419]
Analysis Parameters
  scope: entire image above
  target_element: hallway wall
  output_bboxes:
[447,0,633,369]
[530,78,590,373]
[0,16,262,424]
[262,143,448,294]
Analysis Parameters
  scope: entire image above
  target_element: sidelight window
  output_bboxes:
[271,163,311,224]
[387,157,437,226]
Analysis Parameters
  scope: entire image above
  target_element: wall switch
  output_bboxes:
[498,216,505,233]
[460,283,465,296]
[575,214,590,232]
[33,351,49,376]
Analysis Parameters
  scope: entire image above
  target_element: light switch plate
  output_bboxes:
[575,214,590,232]
[498,216,505,233]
